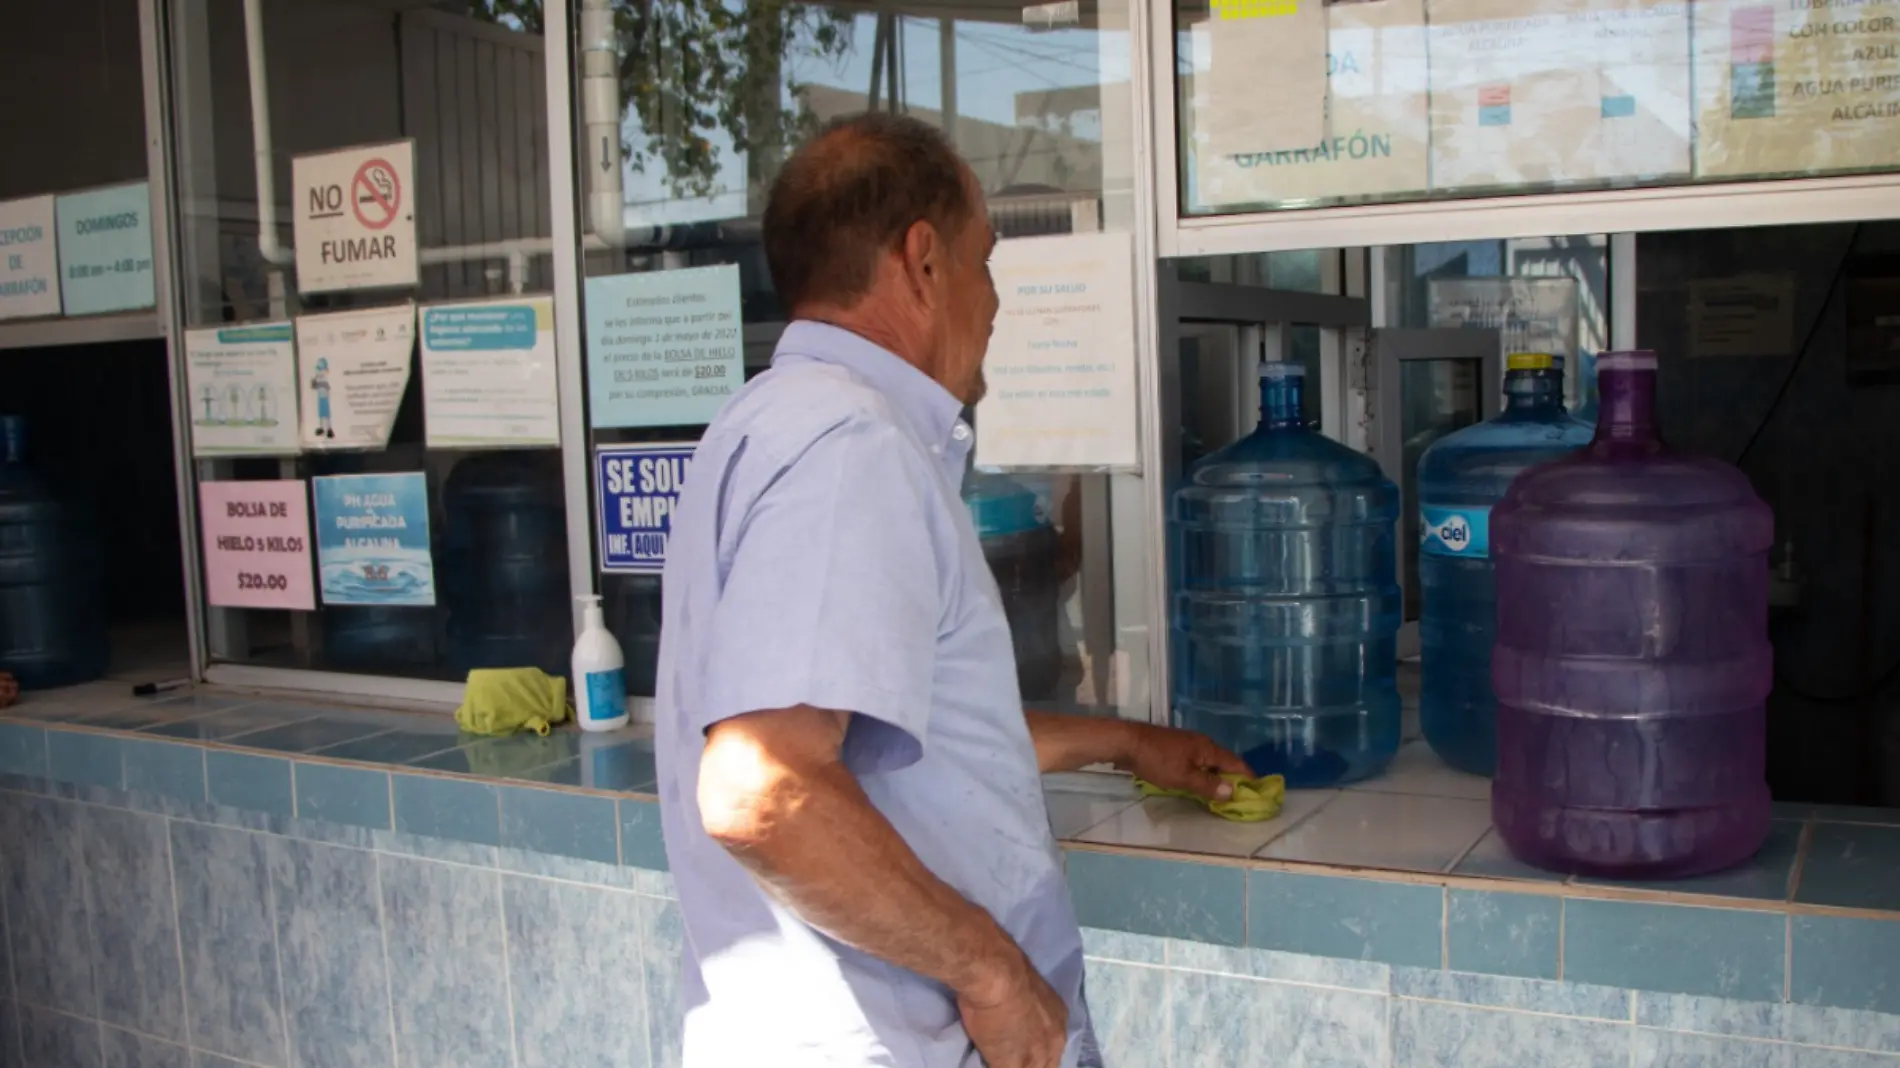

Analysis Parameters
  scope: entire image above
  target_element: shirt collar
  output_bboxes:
[772,321,972,465]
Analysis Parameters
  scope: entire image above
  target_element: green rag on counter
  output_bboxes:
[1135,772,1286,822]
[454,668,569,737]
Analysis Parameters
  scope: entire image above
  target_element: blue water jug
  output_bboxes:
[442,451,571,675]
[1170,364,1402,787]
[1417,353,1591,776]
[964,472,1062,702]
[0,417,109,689]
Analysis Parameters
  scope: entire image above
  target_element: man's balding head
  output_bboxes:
[763,113,999,404]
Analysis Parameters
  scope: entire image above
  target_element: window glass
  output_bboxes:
[171,0,571,682]
[573,0,1154,718]
[1174,0,1900,217]
[0,0,146,202]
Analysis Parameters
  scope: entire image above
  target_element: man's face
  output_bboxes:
[932,173,999,406]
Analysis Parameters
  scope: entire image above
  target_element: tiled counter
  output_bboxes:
[1,682,1898,1067]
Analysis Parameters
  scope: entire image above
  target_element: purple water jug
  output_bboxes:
[1490,351,1772,879]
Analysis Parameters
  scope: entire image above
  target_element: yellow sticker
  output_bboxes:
[1212,0,1298,20]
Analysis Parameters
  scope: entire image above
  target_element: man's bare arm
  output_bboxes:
[699,706,1051,1008]
[1024,710,1251,797]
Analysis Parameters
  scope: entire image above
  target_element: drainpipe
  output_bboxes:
[579,0,627,248]
[243,0,293,269]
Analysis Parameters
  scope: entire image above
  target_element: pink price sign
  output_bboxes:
[199,480,317,611]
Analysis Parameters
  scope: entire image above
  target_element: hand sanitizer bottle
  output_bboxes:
[572,594,628,731]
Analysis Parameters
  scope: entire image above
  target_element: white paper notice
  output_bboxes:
[0,195,61,320]
[291,141,420,295]
[1690,274,1798,358]
[296,304,416,451]
[185,322,302,457]
[420,297,560,447]
[975,232,1140,471]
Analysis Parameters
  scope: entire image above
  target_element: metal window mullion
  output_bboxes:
[545,0,596,637]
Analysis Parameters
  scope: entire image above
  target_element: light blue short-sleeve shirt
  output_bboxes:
[655,321,1100,1068]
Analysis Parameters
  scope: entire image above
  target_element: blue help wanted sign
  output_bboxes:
[597,443,695,573]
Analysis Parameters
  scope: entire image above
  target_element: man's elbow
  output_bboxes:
[698,728,807,855]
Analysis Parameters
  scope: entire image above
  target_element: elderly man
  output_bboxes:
[654,112,1247,1068]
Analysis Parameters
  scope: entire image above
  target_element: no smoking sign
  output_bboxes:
[291,140,418,295]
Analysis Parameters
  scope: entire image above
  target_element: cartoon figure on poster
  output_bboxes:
[310,357,335,439]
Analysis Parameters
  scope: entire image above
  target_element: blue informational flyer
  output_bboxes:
[311,472,436,606]
[596,443,694,574]
[55,182,156,316]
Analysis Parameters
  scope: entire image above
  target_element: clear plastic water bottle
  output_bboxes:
[1417,354,1591,776]
[1491,351,1773,878]
[1170,364,1402,787]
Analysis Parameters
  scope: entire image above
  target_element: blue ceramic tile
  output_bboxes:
[1444,889,1559,980]
[47,730,122,790]
[1249,871,1442,968]
[1796,824,1900,911]
[1563,899,1785,1002]
[169,820,285,1065]
[1576,821,1803,902]
[1785,1003,1900,1053]
[144,704,317,742]
[379,854,511,1068]
[619,799,668,871]
[1810,805,1900,826]
[412,734,577,778]
[1064,850,1245,946]
[1390,998,1630,1068]
[227,716,396,756]
[15,1004,101,1067]
[1392,968,1630,1021]
[77,695,237,731]
[292,762,390,830]
[496,847,632,888]
[1086,960,1166,1067]
[639,895,683,1068]
[498,785,619,865]
[1628,1028,1778,1068]
[102,1027,190,1068]
[393,774,500,847]
[79,806,186,1041]
[1167,939,1391,992]
[627,867,675,899]
[0,725,46,778]
[372,826,498,868]
[314,729,465,766]
[194,1056,260,1068]
[1171,969,1388,1068]
[120,739,204,803]
[1791,914,1900,1015]
[266,837,392,1068]
[1781,1051,1900,1068]
[0,792,98,1016]
[1634,991,1783,1040]
[1080,928,1167,965]
[518,758,585,788]
[502,875,651,1068]
[579,739,658,792]
[205,750,294,818]
[1450,828,1568,882]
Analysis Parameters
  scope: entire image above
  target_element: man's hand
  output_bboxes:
[0,672,17,709]
[956,949,1069,1068]
[1116,722,1252,801]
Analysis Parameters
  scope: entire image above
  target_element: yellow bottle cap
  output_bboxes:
[1506,352,1557,371]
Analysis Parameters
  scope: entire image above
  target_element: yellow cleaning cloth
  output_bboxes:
[454,668,570,737]
[1135,772,1286,822]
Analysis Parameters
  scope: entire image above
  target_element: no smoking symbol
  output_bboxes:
[351,159,402,231]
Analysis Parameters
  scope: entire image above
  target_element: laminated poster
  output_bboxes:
[420,296,560,447]
[596,442,695,574]
[311,472,435,607]
[1693,0,1900,179]
[296,304,416,451]
[974,232,1141,471]
[0,195,60,320]
[198,480,317,612]
[1426,0,1692,190]
[55,182,155,316]
[1192,0,1430,209]
[585,264,744,428]
[185,322,301,457]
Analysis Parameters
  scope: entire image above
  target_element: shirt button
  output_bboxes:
[952,423,971,442]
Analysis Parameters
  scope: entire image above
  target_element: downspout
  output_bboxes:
[579,0,627,248]
[243,0,293,268]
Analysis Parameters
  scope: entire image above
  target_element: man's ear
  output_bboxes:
[900,219,943,303]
